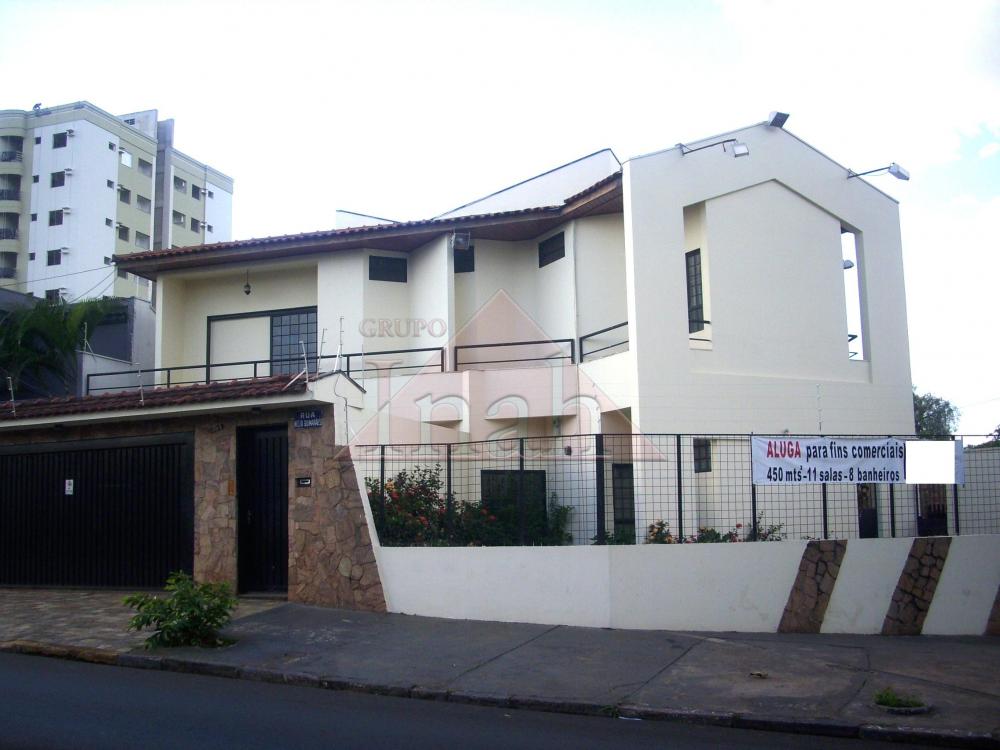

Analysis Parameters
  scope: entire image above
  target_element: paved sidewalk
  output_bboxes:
[2,590,998,748]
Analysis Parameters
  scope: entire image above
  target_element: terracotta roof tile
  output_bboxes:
[114,172,623,266]
[0,376,308,423]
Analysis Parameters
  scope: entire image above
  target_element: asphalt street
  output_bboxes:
[0,653,931,749]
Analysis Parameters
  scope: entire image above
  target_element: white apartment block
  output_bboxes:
[0,101,232,304]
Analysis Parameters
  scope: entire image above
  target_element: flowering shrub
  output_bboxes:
[366,466,571,547]
[644,514,783,544]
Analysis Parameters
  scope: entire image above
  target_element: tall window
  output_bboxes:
[693,438,711,473]
[48,210,63,226]
[612,463,636,542]
[538,232,565,267]
[46,249,62,266]
[454,244,475,273]
[50,171,65,188]
[52,132,67,149]
[138,158,153,177]
[271,309,318,374]
[685,249,704,334]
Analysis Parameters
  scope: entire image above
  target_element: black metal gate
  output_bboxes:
[0,433,194,588]
[237,426,288,594]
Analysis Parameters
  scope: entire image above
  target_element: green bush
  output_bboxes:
[366,466,572,546]
[124,571,237,649]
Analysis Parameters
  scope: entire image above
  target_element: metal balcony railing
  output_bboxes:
[579,321,629,362]
[453,339,575,370]
[0,189,20,201]
[0,151,23,163]
[0,228,17,240]
[84,347,448,394]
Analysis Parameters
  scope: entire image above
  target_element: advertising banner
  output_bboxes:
[751,436,905,485]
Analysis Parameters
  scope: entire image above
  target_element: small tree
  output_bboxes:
[912,388,959,437]
[0,297,117,397]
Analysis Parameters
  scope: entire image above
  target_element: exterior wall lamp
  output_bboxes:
[677,138,750,158]
[847,163,910,181]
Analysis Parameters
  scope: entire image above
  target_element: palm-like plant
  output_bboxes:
[0,297,118,398]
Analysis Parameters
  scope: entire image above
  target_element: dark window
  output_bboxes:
[45,289,61,303]
[118,225,129,241]
[538,232,565,267]
[612,463,636,542]
[693,438,711,473]
[138,158,153,177]
[46,249,61,266]
[52,132,67,149]
[32,175,39,183]
[30,213,36,222]
[34,136,41,145]
[108,141,116,151]
[369,255,407,282]
[48,210,63,226]
[107,179,114,189]
[117,268,128,279]
[105,218,113,227]
[50,171,65,188]
[104,256,111,265]
[686,249,704,334]
[119,187,131,205]
[192,184,202,200]
[454,244,475,273]
[480,469,548,544]
[207,190,214,198]
[28,252,35,261]
[271,309,318,374]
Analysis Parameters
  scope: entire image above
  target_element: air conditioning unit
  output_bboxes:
[64,167,73,175]
[61,206,71,214]
[66,129,75,136]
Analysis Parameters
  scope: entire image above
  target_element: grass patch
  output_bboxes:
[874,686,924,709]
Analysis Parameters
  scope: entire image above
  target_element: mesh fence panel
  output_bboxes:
[351,434,1000,546]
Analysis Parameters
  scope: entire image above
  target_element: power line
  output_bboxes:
[0,262,118,289]
[69,270,115,303]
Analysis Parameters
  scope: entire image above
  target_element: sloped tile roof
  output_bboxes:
[0,375,308,422]
[113,171,623,267]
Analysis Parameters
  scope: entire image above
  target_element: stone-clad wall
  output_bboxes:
[778,540,847,633]
[286,411,384,611]
[0,407,385,612]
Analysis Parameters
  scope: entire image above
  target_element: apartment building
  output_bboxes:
[0,101,232,304]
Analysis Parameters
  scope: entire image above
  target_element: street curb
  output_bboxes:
[3,640,998,749]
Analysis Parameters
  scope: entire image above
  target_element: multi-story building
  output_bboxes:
[0,101,232,304]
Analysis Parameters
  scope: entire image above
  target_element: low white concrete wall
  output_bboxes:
[923,535,1000,635]
[822,538,913,634]
[378,546,611,628]
[375,537,1000,634]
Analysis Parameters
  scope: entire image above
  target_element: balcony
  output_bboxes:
[0,228,18,241]
[0,189,20,201]
[0,151,23,163]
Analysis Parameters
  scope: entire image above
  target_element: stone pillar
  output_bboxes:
[287,407,386,611]
[192,421,238,584]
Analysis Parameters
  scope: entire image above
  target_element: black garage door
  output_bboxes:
[0,433,194,588]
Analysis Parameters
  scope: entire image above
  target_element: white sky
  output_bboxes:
[2,0,998,434]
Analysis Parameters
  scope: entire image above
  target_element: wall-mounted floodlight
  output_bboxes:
[847,162,910,181]
[678,138,750,158]
[843,259,855,270]
[767,111,789,128]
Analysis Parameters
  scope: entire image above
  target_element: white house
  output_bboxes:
[108,119,913,444]
[8,117,969,609]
